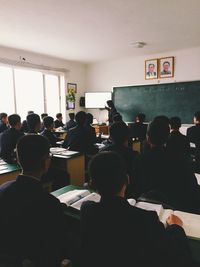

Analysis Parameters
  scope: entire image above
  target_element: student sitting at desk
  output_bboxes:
[27,113,41,134]
[187,111,200,144]
[65,112,77,131]
[63,111,88,153]
[0,114,24,163]
[0,135,68,267]
[41,116,57,147]
[101,122,138,197]
[54,113,64,128]
[166,117,190,160]
[130,113,147,142]
[21,110,34,133]
[0,112,8,133]
[81,152,191,267]
[134,119,200,213]
[40,113,48,132]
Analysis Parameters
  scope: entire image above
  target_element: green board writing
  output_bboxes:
[113,81,200,123]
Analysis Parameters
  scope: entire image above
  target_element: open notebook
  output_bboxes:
[129,200,200,240]
[57,190,200,240]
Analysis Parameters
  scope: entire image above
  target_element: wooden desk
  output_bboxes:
[52,185,200,263]
[0,163,21,185]
[51,152,85,186]
[132,140,141,153]
[93,125,109,135]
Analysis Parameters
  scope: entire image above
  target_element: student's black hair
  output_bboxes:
[16,135,50,172]
[147,119,170,146]
[86,113,93,125]
[27,111,34,115]
[194,111,200,122]
[113,113,123,123]
[43,116,54,128]
[27,113,41,131]
[163,61,170,66]
[153,115,170,125]
[8,114,21,127]
[41,113,48,120]
[89,151,127,197]
[170,117,181,130]
[107,100,115,109]
[69,113,75,120]
[0,113,8,121]
[109,122,129,144]
[75,111,87,126]
[56,113,62,119]
[136,113,146,123]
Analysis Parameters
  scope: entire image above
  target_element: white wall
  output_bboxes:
[86,46,200,122]
[0,45,86,121]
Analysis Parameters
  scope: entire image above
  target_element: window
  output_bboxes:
[45,74,60,118]
[0,66,15,115]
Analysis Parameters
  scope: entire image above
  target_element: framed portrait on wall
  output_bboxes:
[159,57,174,78]
[145,59,158,80]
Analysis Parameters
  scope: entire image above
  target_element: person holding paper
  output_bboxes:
[81,152,191,267]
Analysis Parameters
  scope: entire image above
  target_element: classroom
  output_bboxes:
[0,1,200,267]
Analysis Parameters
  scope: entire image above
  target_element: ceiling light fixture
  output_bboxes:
[131,42,146,48]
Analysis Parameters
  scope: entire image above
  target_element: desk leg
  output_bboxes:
[66,155,85,186]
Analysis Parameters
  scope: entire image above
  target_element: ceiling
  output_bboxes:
[0,0,200,63]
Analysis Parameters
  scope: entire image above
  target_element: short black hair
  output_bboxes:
[170,117,181,130]
[69,113,75,120]
[86,113,93,125]
[27,111,34,115]
[163,61,170,66]
[8,114,21,127]
[147,119,170,146]
[107,100,115,108]
[136,113,146,123]
[89,151,127,197]
[27,113,41,131]
[75,111,86,125]
[41,113,48,120]
[0,113,7,120]
[110,122,129,144]
[16,135,50,172]
[56,113,62,119]
[153,115,170,125]
[113,113,123,123]
[194,111,200,122]
[43,116,54,128]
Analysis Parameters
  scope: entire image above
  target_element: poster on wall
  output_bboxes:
[145,59,158,80]
[159,56,174,78]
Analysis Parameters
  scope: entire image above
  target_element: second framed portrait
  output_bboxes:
[145,59,158,80]
[159,57,174,78]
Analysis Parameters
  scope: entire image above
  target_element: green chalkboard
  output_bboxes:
[113,81,200,123]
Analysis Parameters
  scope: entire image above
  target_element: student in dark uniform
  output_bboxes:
[54,113,64,128]
[130,113,147,142]
[65,113,77,131]
[81,152,191,267]
[0,114,24,163]
[101,122,138,197]
[0,135,69,267]
[134,119,200,213]
[41,116,57,147]
[27,113,41,134]
[21,111,34,133]
[167,117,190,160]
[40,113,48,132]
[187,111,200,144]
[0,113,8,133]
